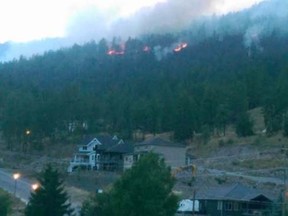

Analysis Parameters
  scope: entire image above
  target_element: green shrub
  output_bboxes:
[0,189,11,216]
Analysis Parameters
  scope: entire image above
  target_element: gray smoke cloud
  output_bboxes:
[191,0,288,48]
[0,0,287,62]
[65,0,217,43]
[243,0,288,48]
[109,0,216,38]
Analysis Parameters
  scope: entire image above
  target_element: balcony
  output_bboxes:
[70,158,90,166]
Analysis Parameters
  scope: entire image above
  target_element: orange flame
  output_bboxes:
[174,42,188,52]
[107,50,125,55]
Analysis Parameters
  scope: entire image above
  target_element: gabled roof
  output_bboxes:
[79,136,100,146]
[80,134,126,151]
[196,184,273,202]
[96,135,124,150]
[135,137,185,148]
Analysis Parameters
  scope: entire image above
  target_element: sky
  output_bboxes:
[0,0,265,44]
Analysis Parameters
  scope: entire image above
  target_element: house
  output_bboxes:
[68,135,133,172]
[194,184,275,216]
[123,152,134,171]
[98,139,134,171]
[133,137,187,169]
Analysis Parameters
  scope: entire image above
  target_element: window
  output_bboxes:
[96,154,100,161]
[217,201,223,210]
[83,146,87,150]
[225,202,232,211]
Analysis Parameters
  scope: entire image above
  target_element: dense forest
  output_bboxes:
[0,27,288,149]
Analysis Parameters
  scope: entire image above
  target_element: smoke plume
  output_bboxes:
[0,0,287,62]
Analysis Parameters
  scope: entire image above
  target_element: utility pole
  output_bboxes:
[192,189,196,216]
[283,168,286,216]
[191,165,197,216]
[282,147,288,216]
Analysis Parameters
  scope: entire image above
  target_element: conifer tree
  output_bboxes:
[25,165,73,216]
[81,153,178,216]
[0,190,11,216]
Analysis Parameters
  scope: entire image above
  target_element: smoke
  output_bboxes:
[0,0,217,62]
[62,0,217,43]
[0,0,287,62]
[110,0,217,38]
[191,0,288,49]
[153,45,174,61]
[243,0,288,47]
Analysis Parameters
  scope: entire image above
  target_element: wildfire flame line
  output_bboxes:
[174,42,188,52]
[107,49,125,55]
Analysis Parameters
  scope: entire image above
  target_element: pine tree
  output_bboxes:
[25,165,73,216]
[235,112,254,137]
[0,190,11,216]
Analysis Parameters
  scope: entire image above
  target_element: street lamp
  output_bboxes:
[25,129,31,152]
[13,173,20,196]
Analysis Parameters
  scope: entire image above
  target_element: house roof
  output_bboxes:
[195,184,274,202]
[79,134,129,153]
[135,137,185,148]
[105,142,134,154]
[80,134,123,149]
[96,135,122,150]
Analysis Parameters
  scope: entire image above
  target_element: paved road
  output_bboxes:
[0,169,33,203]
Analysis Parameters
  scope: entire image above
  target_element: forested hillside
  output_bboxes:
[0,0,288,149]
[0,30,287,148]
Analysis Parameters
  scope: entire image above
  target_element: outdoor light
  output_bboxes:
[13,173,20,180]
[13,173,20,196]
[31,183,39,191]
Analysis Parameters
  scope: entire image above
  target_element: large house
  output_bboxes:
[67,135,133,172]
[68,136,188,172]
[133,137,187,169]
[194,184,275,216]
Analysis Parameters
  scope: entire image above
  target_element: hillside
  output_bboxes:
[0,0,287,207]
[175,107,287,200]
[0,33,288,145]
[0,107,287,204]
[0,0,287,145]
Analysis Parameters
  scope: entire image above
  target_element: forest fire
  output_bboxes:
[107,49,125,55]
[143,46,151,52]
[106,42,187,57]
[174,42,188,52]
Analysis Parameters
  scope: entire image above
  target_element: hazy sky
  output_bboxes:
[0,0,264,43]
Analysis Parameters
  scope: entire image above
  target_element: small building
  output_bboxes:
[133,137,187,169]
[195,184,274,216]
